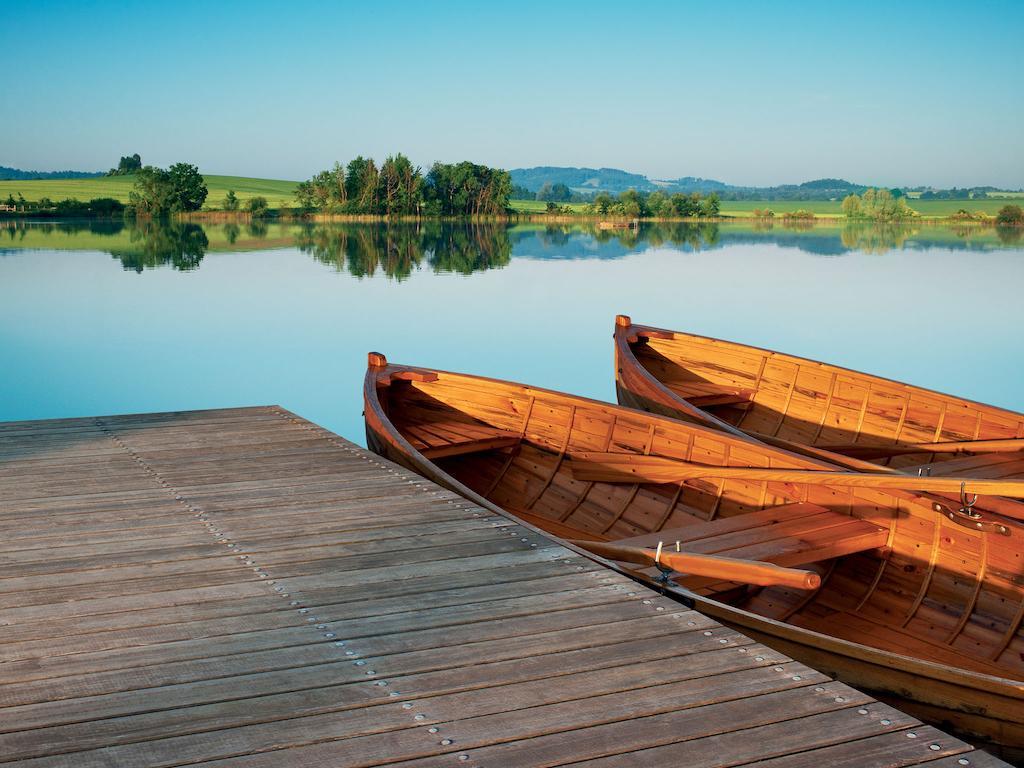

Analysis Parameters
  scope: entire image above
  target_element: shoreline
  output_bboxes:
[1,211,1016,228]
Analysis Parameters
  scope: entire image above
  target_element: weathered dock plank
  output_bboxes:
[0,406,1005,767]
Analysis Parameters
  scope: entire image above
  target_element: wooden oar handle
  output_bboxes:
[567,540,821,591]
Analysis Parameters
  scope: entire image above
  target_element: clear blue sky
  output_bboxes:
[3,0,1022,187]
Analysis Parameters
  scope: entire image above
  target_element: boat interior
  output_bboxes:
[371,366,1024,684]
[623,327,1024,474]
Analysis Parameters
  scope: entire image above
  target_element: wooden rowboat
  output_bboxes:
[364,353,1024,760]
[614,315,1024,476]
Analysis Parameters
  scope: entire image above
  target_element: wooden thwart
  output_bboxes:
[609,504,889,573]
[421,435,519,459]
[688,391,754,408]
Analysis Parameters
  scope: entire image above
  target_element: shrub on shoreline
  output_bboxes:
[996,204,1024,226]
[842,188,917,220]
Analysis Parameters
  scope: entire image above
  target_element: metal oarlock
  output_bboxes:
[654,540,674,586]
[931,482,1010,535]
[959,481,980,519]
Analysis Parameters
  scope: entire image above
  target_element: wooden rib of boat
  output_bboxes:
[614,315,1024,475]
[364,353,1024,760]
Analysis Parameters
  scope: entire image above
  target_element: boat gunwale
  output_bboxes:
[363,355,1024,700]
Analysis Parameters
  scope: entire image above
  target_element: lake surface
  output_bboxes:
[2,219,1022,444]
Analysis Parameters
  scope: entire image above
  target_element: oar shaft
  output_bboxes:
[568,540,821,590]
[747,431,903,474]
[570,452,1024,503]
[818,437,1024,459]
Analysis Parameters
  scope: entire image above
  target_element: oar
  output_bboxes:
[567,539,820,590]
[569,452,1024,502]
[815,437,1024,459]
[742,432,1023,522]
[745,431,904,474]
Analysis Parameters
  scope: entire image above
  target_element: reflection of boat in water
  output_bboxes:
[365,353,1024,760]
[613,316,1024,473]
[598,219,639,230]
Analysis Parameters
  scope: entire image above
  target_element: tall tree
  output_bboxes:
[108,153,142,176]
[128,166,175,215]
[167,163,208,212]
[128,163,207,215]
[379,154,422,216]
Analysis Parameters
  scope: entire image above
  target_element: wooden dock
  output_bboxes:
[0,406,1007,767]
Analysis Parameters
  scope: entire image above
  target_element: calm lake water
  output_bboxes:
[2,219,1022,443]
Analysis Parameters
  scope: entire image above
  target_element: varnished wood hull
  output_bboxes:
[364,355,1024,760]
[613,315,1024,474]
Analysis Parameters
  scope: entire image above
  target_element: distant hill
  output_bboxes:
[509,166,872,200]
[510,167,655,194]
[0,166,103,181]
[654,176,732,193]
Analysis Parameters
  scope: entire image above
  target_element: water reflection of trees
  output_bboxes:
[638,222,720,250]
[111,221,209,272]
[295,223,511,279]
[571,222,718,251]
[0,219,209,271]
[2,219,126,240]
[4,218,1022,274]
[996,226,1022,245]
[839,222,918,254]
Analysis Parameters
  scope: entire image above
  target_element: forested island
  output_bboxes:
[294,156,511,216]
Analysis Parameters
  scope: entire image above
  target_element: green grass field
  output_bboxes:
[0,175,299,209]
[508,199,589,214]
[719,198,1017,218]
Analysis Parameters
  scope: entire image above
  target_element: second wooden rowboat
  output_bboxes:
[613,315,1024,475]
[364,353,1024,760]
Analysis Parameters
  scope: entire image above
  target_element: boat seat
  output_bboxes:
[613,502,889,587]
[401,418,521,460]
[655,378,754,408]
[687,391,755,408]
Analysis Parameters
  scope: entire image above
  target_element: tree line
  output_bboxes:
[294,155,512,216]
[585,190,721,218]
[841,188,917,220]
[3,193,124,217]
